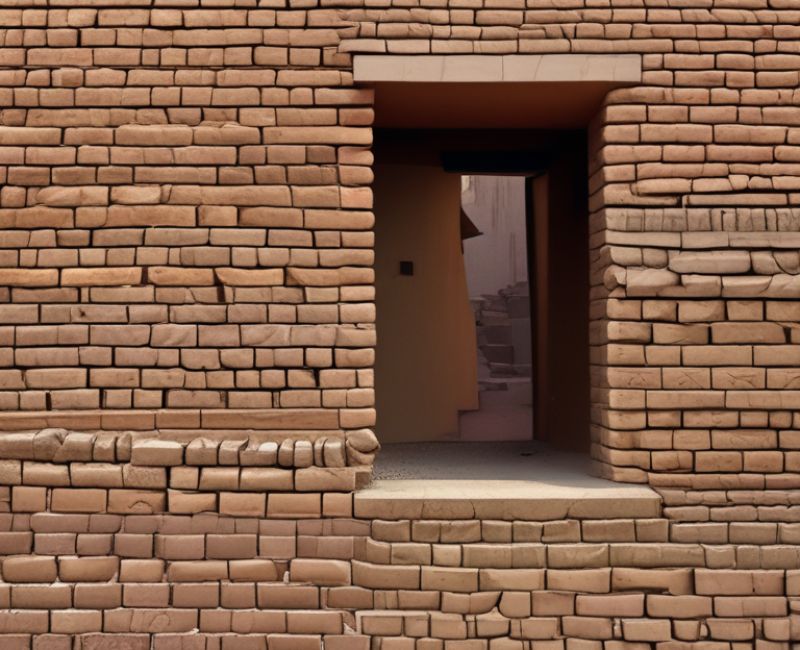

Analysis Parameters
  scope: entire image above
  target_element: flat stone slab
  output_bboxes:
[353,54,642,84]
[354,478,661,521]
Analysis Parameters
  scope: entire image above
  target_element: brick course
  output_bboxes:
[0,449,797,647]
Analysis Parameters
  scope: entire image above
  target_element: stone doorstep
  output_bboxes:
[354,480,661,521]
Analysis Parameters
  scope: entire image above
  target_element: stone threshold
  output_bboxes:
[354,478,661,521]
[361,439,660,521]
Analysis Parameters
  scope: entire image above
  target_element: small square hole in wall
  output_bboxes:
[399,260,414,276]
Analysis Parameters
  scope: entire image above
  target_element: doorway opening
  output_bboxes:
[373,129,590,466]
[459,174,532,442]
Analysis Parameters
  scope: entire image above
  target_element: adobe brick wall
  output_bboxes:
[0,1,799,484]
[2,0,800,647]
[0,432,798,648]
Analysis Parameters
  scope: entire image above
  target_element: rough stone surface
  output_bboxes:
[1,2,800,647]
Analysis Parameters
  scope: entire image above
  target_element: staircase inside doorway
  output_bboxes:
[458,174,533,442]
[459,280,533,441]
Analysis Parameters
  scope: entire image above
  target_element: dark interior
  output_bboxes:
[374,129,590,452]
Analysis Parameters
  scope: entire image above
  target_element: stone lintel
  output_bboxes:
[353,54,642,84]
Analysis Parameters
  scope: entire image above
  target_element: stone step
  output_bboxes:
[477,324,513,345]
[482,344,514,364]
[487,361,517,376]
[507,295,530,319]
[354,479,662,520]
[480,316,510,327]
[512,363,532,377]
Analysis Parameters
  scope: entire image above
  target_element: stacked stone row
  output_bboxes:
[587,205,800,487]
[0,492,798,647]
[0,102,377,425]
[0,434,378,530]
[350,514,800,648]
[0,428,378,464]
[0,4,793,58]
[583,49,800,484]
[0,429,378,492]
[0,0,376,438]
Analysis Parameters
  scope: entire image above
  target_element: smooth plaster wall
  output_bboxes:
[374,159,478,443]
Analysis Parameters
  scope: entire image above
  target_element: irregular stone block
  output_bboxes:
[131,440,184,466]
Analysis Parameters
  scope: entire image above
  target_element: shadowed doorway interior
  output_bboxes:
[459,174,532,442]
[373,129,590,454]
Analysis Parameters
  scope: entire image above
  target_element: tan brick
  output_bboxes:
[352,560,419,590]
[11,486,46,512]
[207,533,257,559]
[2,556,57,582]
[51,488,107,513]
[167,561,228,582]
[59,556,119,582]
[167,491,217,515]
[108,490,166,515]
[220,492,266,518]
[267,493,320,518]
[291,559,350,586]
[131,440,184,466]
[548,569,610,593]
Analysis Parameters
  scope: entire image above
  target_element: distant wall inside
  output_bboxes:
[373,148,478,443]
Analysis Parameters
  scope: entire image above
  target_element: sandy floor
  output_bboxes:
[373,440,620,488]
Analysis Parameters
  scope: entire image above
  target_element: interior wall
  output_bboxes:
[533,148,591,452]
[374,156,478,443]
[462,175,528,298]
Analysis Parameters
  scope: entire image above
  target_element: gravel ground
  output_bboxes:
[373,440,608,486]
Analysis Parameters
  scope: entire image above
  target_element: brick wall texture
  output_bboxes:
[2,0,800,647]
